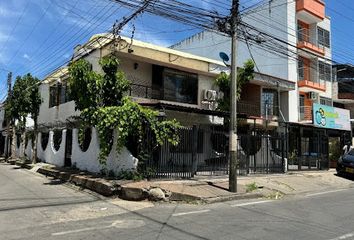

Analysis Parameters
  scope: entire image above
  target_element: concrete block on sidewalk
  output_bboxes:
[120,187,149,201]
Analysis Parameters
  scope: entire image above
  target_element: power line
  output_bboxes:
[7,2,51,68]
[14,0,115,77]
[0,1,30,56]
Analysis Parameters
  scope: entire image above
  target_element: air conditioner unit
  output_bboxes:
[308,91,318,100]
[203,90,217,101]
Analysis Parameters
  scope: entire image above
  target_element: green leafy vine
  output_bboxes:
[68,55,180,169]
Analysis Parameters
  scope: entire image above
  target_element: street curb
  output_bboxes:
[28,166,284,203]
[15,160,32,170]
[202,192,264,204]
[35,167,118,197]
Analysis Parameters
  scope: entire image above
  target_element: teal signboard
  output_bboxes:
[313,103,350,131]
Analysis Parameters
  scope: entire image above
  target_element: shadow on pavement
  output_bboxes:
[334,173,354,181]
[43,179,66,185]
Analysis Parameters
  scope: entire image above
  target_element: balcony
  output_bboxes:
[297,29,325,56]
[299,106,313,122]
[296,0,325,24]
[297,41,325,56]
[298,80,326,92]
[129,84,279,119]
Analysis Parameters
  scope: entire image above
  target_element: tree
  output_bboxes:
[5,74,42,162]
[215,59,255,112]
[68,55,179,174]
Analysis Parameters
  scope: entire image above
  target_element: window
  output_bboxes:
[49,82,71,108]
[317,27,330,48]
[320,97,332,106]
[164,69,198,104]
[152,66,198,104]
[49,85,57,108]
[318,61,331,82]
[261,89,278,117]
[298,59,304,80]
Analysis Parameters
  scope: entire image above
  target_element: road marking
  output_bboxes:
[52,226,110,236]
[51,220,145,236]
[329,232,354,240]
[231,200,273,207]
[172,209,210,217]
[305,189,349,197]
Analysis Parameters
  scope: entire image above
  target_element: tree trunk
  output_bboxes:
[20,131,26,159]
[19,119,26,159]
[11,125,16,159]
[32,119,38,164]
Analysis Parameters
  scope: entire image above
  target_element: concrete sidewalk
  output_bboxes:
[3,157,354,203]
[120,170,354,203]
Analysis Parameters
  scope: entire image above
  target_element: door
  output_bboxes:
[64,129,72,167]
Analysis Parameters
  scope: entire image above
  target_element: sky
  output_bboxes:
[0,0,353,100]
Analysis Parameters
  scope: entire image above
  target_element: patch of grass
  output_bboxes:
[246,182,258,193]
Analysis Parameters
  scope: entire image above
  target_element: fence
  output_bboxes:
[142,126,286,179]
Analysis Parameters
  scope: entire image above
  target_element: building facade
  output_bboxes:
[172,0,350,170]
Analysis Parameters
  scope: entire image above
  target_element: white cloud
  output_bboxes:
[23,53,30,61]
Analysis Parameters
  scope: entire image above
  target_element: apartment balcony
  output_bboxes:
[296,0,325,24]
[297,30,325,56]
[299,106,313,122]
[129,84,278,118]
[297,41,325,56]
[298,79,326,92]
[238,101,261,117]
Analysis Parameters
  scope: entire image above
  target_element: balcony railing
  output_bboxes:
[299,106,313,121]
[298,79,326,91]
[297,29,325,55]
[128,84,278,119]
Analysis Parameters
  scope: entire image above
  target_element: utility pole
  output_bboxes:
[5,72,12,159]
[229,0,239,192]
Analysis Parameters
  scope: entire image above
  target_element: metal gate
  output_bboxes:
[144,126,286,179]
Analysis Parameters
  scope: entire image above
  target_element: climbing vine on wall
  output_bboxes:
[68,55,180,166]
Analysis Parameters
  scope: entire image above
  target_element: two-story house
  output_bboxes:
[33,33,294,175]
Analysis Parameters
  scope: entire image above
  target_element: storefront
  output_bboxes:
[288,103,351,170]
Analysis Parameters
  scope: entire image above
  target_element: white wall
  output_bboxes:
[37,130,66,167]
[171,0,299,122]
[36,128,137,174]
[25,140,32,160]
[171,0,291,80]
[37,84,79,125]
[287,0,299,122]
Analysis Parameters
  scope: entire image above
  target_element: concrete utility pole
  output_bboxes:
[229,0,239,192]
[5,72,12,159]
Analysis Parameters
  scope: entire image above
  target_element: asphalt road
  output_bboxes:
[1,163,354,240]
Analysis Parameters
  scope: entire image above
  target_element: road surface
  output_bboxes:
[1,163,354,240]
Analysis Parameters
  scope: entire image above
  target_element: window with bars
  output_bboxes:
[320,97,332,106]
[261,89,278,117]
[318,61,331,82]
[317,27,330,48]
[298,58,305,80]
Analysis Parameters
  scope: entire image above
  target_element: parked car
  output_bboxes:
[337,149,354,176]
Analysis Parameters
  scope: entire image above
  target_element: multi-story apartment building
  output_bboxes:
[172,0,351,170]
